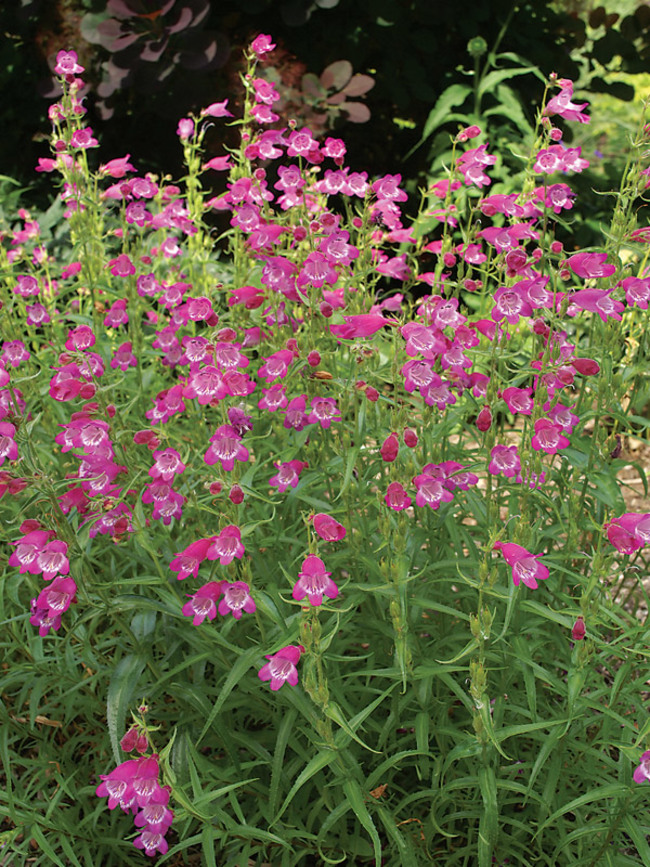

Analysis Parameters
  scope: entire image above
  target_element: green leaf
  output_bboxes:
[196,646,260,745]
[342,778,382,867]
[416,83,473,148]
[326,701,380,753]
[478,65,538,100]
[106,653,146,765]
[478,766,498,867]
[274,748,338,823]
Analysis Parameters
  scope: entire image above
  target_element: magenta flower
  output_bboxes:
[293,555,339,606]
[312,513,347,541]
[35,576,77,616]
[9,529,53,573]
[258,349,295,383]
[413,474,454,510]
[218,581,256,619]
[204,425,249,471]
[54,50,84,77]
[258,644,305,691]
[99,155,135,178]
[269,460,308,493]
[502,386,534,416]
[606,512,650,554]
[568,289,624,322]
[110,341,138,371]
[37,540,70,581]
[149,448,185,482]
[531,419,570,454]
[133,829,169,857]
[177,118,195,140]
[207,525,245,565]
[544,80,589,124]
[250,33,276,56]
[0,422,18,466]
[133,786,174,835]
[329,314,392,340]
[634,751,650,784]
[201,100,233,118]
[567,252,616,279]
[103,299,129,328]
[488,445,521,478]
[182,581,224,625]
[307,396,341,429]
[385,481,412,511]
[494,542,549,589]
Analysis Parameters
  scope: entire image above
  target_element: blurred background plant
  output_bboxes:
[4,1,650,234]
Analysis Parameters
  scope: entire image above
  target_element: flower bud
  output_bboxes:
[229,484,244,505]
[307,350,321,367]
[571,617,586,641]
[380,434,399,462]
[403,428,418,448]
[319,301,333,318]
[365,387,379,402]
[120,727,139,752]
[476,406,492,432]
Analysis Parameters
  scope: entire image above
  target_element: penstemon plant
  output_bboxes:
[3,34,650,867]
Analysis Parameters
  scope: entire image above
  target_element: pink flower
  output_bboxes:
[204,156,233,172]
[258,645,305,691]
[99,155,135,178]
[269,460,308,493]
[606,512,650,554]
[531,419,569,454]
[169,537,214,581]
[488,445,521,478]
[110,341,138,371]
[35,576,77,615]
[37,540,70,581]
[177,118,194,140]
[329,314,392,340]
[70,128,98,149]
[149,448,185,482]
[544,81,589,124]
[293,555,338,606]
[218,581,256,619]
[201,100,233,118]
[413,474,454,510]
[250,34,276,56]
[182,582,224,625]
[633,751,650,784]
[568,289,624,322]
[207,525,245,564]
[54,50,84,77]
[204,425,249,471]
[494,542,549,589]
[0,423,19,465]
[502,386,534,416]
[567,252,616,279]
[307,396,341,429]
[133,830,169,857]
[312,513,346,541]
[385,481,412,511]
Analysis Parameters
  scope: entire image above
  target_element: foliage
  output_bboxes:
[3,36,650,867]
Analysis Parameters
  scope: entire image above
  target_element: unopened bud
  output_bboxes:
[476,406,492,432]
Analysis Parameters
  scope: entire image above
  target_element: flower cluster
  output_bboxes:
[96,752,173,857]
